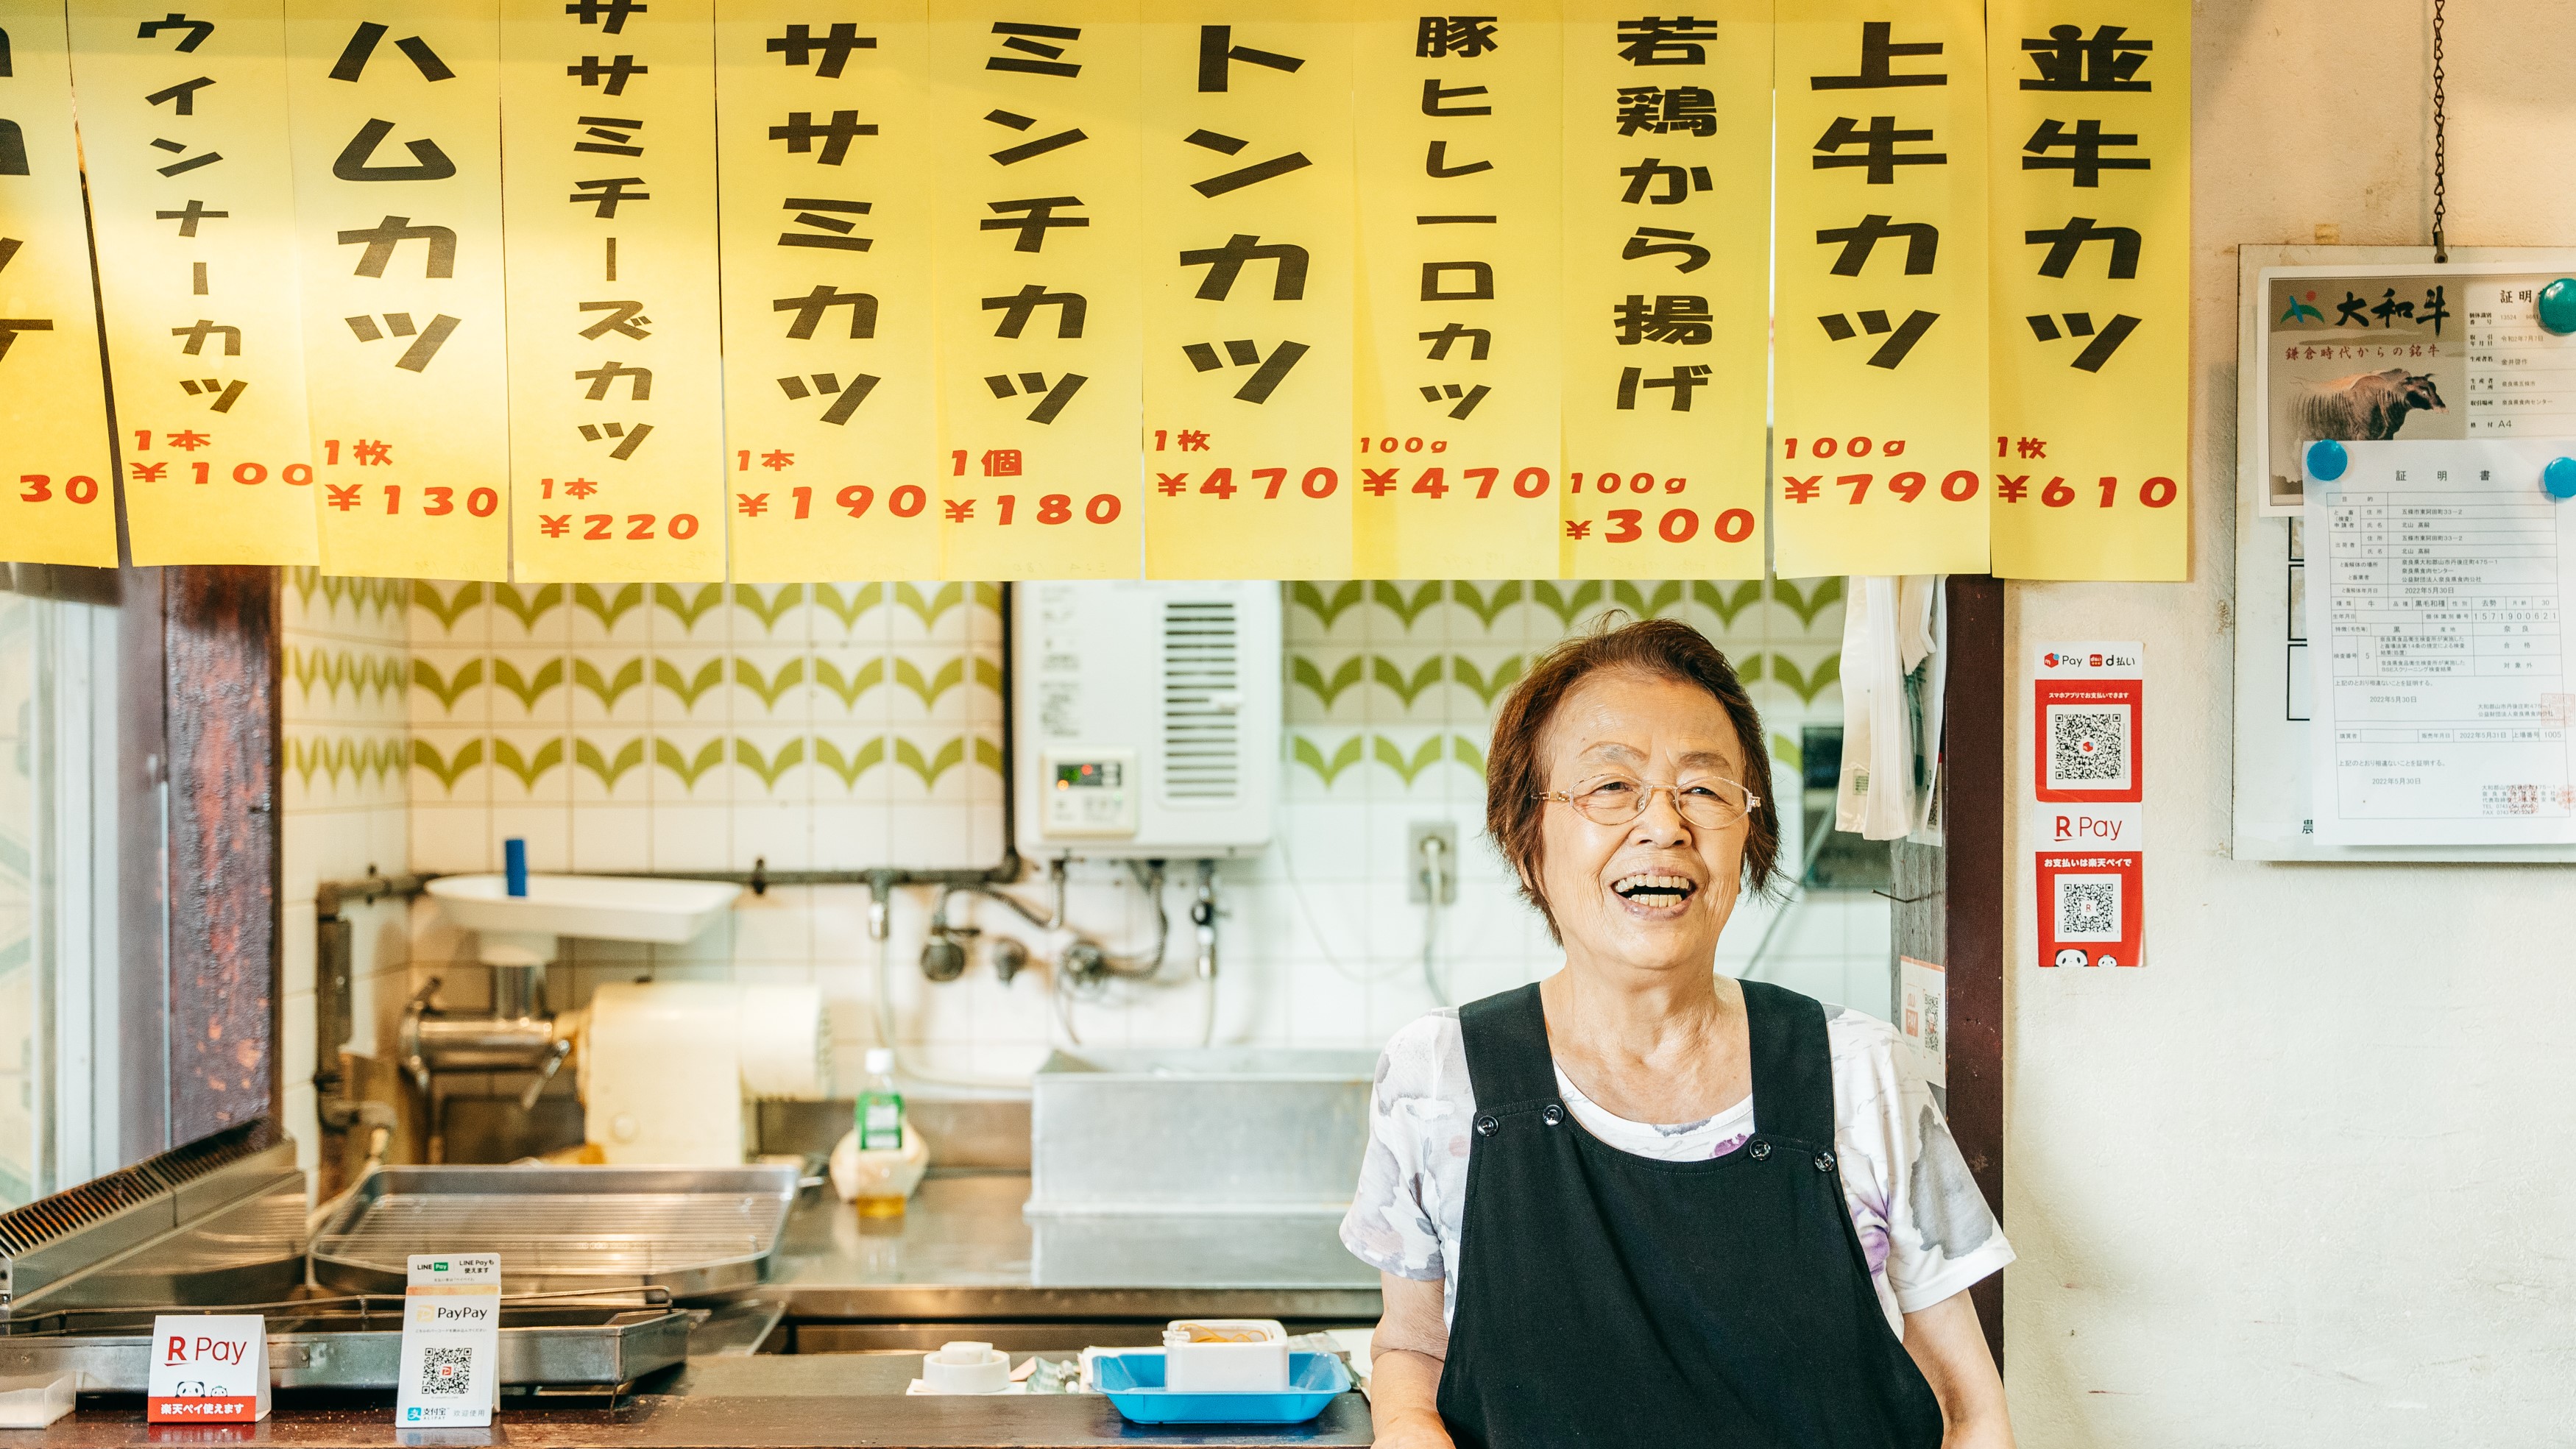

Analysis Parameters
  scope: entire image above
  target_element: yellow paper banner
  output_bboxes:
[1560,0,1768,581]
[930,0,1144,580]
[1351,2,1560,580]
[719,0,939,583]
[72,0,319,566]
[0,0,118,566]
[1138,0,1354,580]
[289,0,510,581]
[1772,0,1989,576]
[500,0,724,582]
[1988,1,2188,580]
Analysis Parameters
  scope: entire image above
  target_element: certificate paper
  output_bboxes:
[2305,439,2576,844]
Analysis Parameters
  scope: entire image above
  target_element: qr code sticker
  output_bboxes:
[2047,706,2130,790]
[419,1347,474,1397]
[2055,875,2121,941]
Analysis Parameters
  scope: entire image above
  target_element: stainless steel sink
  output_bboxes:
[1025,1048,1378,1290]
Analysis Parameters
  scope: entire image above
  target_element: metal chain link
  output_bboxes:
[2432,0,2449,261]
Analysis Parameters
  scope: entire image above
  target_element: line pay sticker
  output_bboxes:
[395,1253,501,1426]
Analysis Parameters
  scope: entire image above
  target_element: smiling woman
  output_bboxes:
[1342,617,2014,1449]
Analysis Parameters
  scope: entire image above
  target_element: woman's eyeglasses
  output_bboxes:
[1535,776,1760,830]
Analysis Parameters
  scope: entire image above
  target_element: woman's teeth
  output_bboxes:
[1612,874,1695,901]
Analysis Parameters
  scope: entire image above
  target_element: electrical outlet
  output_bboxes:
[1408,822,1459,904]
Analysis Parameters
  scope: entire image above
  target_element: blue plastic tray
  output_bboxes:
[1094,1350,1352,1425]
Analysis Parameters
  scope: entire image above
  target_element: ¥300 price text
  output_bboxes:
[17,474,104,504]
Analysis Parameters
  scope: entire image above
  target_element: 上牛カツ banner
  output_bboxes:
[1772,0,1992,578]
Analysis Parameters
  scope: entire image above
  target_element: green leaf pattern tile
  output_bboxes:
[575,582,647,633]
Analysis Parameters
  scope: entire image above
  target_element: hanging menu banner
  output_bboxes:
[500,0,725,582]
[72,0,319,567]
[0,0,120,567]
[719,0,941,583]
[289,0,512,581]
[930,0,1144,580]
[1350,1,1561,580]
[1558,0,1767,581]
[1987,0,2188,581]
[1772,0,1990,578]
[1138,0,1355,580]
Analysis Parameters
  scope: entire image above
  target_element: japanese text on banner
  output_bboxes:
[0,0,119,566]
[501,0,724,582]
[1772,0,1988,577]
[289,0,510,581]
[72,0,319,566]
[930,0,1143,580]
[720,0,939,583]
[1988,2,2188,581]
[1560,0,1767,581]
[1139,0,1354,580]
[1351,3,1560,580]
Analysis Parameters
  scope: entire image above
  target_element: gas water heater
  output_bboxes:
[1011,581,1281,858]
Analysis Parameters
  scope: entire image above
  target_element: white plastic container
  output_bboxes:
[0,1373,77,1428]
[919,1342,1011,1395]
[1161,1319,1289,1394]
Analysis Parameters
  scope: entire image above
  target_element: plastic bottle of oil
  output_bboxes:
[852,1048,908,1219]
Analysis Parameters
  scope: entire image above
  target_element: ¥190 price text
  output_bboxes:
[736,483,929,520]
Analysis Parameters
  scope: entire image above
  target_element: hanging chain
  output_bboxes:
[2431,0,2449,261]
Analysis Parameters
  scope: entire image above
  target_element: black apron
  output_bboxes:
[1434,979,1945,1448]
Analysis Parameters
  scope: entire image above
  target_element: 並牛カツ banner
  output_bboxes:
[1986,0,2190,581]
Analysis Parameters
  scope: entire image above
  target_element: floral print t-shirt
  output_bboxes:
[1338,999,2014,1336]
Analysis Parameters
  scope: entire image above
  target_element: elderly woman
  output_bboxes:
[1342,619,2014,1448]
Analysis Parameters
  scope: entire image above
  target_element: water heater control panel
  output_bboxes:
[1040,748,1139,838]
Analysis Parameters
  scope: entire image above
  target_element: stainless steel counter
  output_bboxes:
[6,1351,1374,1447]
[752,1171,1380,1328]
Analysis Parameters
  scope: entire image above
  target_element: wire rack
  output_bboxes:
[309,1167,797,1294]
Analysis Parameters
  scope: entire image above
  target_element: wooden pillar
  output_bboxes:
[1941,573,2008,1368]
[120,566,282,1150]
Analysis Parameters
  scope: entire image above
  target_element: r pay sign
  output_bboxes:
[146,1314,270,1423]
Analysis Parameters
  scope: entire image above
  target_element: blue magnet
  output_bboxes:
[2546,457,2576,500]
[2540,278,2576,336]
[505,837,529,896]
[2305,438,2349,482]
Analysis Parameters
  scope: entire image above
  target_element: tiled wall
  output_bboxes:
[360,577,1880,1094]
[279,572,415,1180]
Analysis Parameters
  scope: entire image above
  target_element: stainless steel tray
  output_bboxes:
[0,1294,689,1392]
[311,1166,799,1297]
